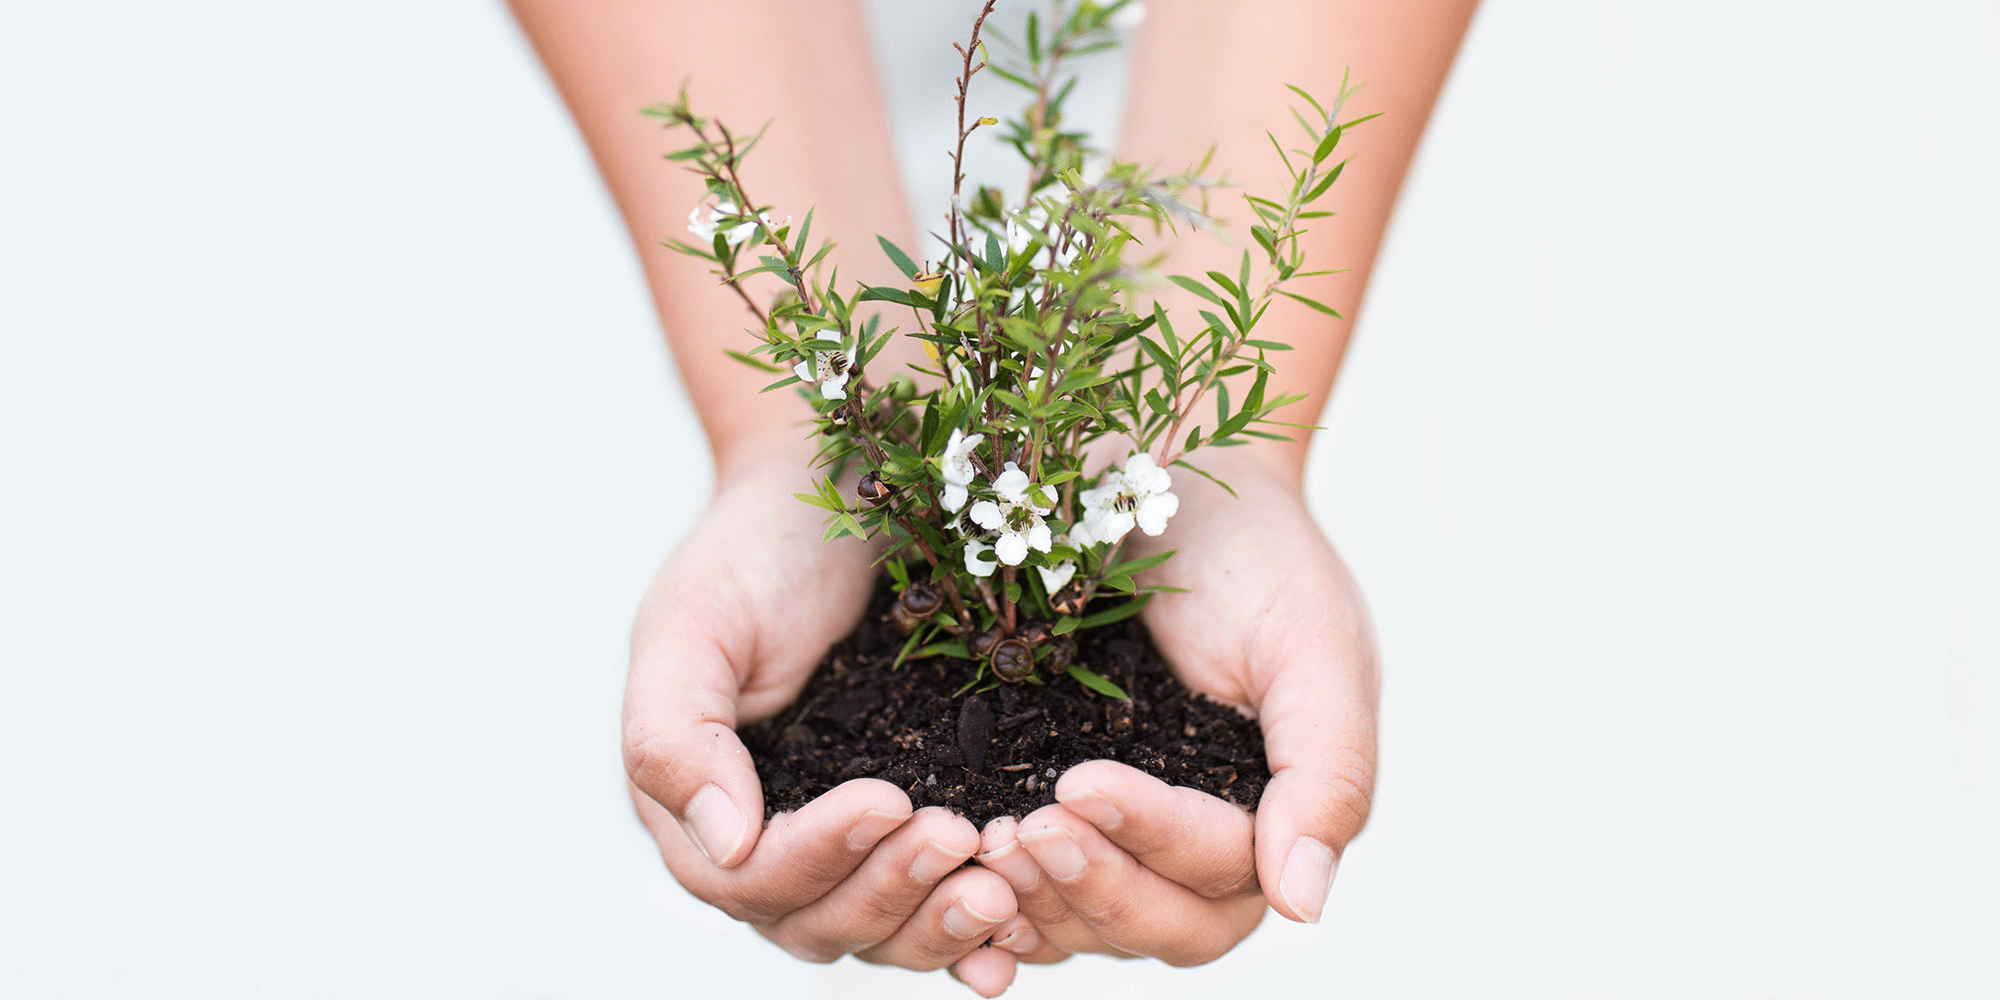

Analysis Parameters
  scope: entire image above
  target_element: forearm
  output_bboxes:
[1122,0,1478,481]
[510,0,923,479]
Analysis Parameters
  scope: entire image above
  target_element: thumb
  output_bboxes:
[1250,641,1378,924]
[621,591,767,870]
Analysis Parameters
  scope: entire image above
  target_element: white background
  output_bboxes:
[2,2,1994,998]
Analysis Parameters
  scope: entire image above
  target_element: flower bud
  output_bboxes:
[885,374,917,401]
[990,638,1036,682]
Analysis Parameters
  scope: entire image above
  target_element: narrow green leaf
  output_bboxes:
[1279,290,1342,317]
[876,235,921,280]
[1078,594,1151,629]
[1172,459,1238,498]
[1066,665,1130,700]
[1312,125,1343,164]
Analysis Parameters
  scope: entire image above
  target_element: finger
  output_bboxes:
[1053,760,1257,898]
[623,606,766,869]
[853,867,1018,971]
[988,914,1071,965]
[632,777,912,923]
[949,947,1017,998]
[1249,624,1378,924]
[1015,805,1266,966]
[975,816,1125,958]
[759,807,978,961]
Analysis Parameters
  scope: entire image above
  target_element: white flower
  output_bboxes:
[968,462,1054,566]
[1036,559,1076,593]
[1076,451,1179,545]
[687,200,782,247]
[938,428,984,512]
[792,330,857,400]
[964,539,998,578]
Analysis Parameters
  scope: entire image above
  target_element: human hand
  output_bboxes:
[621,437,1020,977]
[972,447,1379,965]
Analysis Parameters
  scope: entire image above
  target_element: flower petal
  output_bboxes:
[964,540,997,577]
[994,464,1030,502]
[821,373,849,400]
[1025,521,1052,553]
[941,483,967,513]
[968,500,1004,530]
[994,532,1029,566]
[1102,511,1137,544]
[1036,561,1076,593]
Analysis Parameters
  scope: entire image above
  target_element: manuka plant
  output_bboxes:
[646,0,1370,697]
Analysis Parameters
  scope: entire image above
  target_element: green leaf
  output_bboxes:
[1079,594,1151,629]
[1171,459,1238,498]
[1279,290,1342,317]
[1312,125,1344,164]
[1107,549,1175,577]
[1167,274,1233,314]
[723,349,781,373]
[1284,83,1328,121]
[856,285,916,307]
[1244,339,1294,351]
[1305,160,1346,202]
[1066,665,1130,699]
[876,235,921,280]
[1053,616,1081,636]
[913,640,972,660]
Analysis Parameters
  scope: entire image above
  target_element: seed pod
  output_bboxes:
[1040,636,1076,671]
[1016,621,1053,646]
[968,628,1003,658]
[1050,583,1088,618]
[897,582,943,618]
[990,638,1036,682]
[856,471,895,505]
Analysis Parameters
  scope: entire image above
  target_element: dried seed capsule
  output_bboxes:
[897,582,943,618]
[856,471,895,505]
[1016,621,1053,646]
[1040,636,1076,671]
[990,638,1036,682]
[1051,583,1088,618]
[968,628,1003,658]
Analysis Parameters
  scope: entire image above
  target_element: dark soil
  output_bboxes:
[740,580,1271,825]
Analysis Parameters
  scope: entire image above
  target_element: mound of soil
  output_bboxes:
[740,581,1271,825]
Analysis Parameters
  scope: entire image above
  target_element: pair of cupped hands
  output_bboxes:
[624,436,1377,997]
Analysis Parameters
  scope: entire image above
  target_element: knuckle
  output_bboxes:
[1315,746,1377,838]
[620,724,681,792]
[758,925,845,964]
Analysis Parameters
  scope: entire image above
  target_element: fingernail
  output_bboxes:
[1279,836,1337,924]
[1063,791,1123,830]
[994,923,1040,954]
[942,898,1003,939]
[910,841,964,884]
[681,784,744,865]
[1017,826,1086,882]
[976,838,1041,891]
[846,809,908,851]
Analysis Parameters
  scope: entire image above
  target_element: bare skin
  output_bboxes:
[511,1,1476,994]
